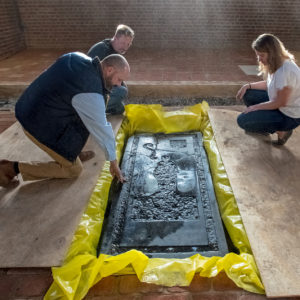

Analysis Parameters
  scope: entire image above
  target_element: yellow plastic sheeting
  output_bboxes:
[45,104,265,300]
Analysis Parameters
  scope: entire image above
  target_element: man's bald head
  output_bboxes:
[101,54,130,73]
[100,54,130,91]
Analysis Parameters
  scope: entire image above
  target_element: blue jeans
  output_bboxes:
[237,89,300,133]
[106,85,128,115]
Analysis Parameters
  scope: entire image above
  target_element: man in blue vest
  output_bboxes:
[0,53,129,187]
[87,24,134,115]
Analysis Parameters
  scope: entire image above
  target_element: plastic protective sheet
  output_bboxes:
[45,104,265,300]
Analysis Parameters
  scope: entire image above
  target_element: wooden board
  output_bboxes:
[0,115,123,267]
[208,108,300,297]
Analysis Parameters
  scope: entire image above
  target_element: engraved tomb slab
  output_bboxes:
[99,132,228,258]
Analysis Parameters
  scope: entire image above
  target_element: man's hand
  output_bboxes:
[109,160,126,183]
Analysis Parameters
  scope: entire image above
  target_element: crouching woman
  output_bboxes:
[236,33,300,145]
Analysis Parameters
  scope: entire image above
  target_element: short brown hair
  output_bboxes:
[115,24,134,39]
[252,33,294,78]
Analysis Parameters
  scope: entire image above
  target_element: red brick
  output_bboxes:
[176,72,193,81]
[167,286,187,293]
[15,274,53,297]
[212,272,242,291]
[0,0,25,59]
[166,276,211,294]
[119,275,163,295]
[0,127,9,133]
[0,121,16,127]
[0,276,15,300]
[0,111,15,115]
[0,269,7,275]
[0,112,16,132]
[87,275,119,296]
[238,294,268,300]
[7,268,51,275]
[186,275,212,292]
[14,297,44,300]
[7,0,300,51]
[142,294,191,300]
[239,294,300,300]
[192,294,238,300]
[0,116,16,121]
[89,296,141,300]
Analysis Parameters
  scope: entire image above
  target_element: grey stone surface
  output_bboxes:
[126,96,236,106]
[0,98,17,111]
[99,132,228,258]
[238,65,258,76]
[0,97,237,111]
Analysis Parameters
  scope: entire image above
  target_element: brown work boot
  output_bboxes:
[0,160,18,187]
[78,151,95,162]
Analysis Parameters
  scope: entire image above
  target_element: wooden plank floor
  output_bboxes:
[208,108,300,297]
[0,116,123,267]
[0,111,16,133]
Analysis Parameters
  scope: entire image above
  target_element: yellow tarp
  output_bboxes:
[45,104,265,300]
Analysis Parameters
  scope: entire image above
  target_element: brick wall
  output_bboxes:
[0,0,25,60]
[16,0,300,51]
[1,1,300,57]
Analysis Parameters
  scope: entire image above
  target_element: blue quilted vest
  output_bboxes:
[15,52,105,162]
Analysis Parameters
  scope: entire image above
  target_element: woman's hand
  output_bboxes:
[243,105,260,114]
[236,84,250,101]
[243,86,292,113]
[109,160,126,183]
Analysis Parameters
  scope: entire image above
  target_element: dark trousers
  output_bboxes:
[106,85,128,115]
[237,89,300,133]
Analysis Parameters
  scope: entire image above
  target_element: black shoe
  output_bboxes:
[0,160,18,187]
[245,130,270,136]
[276,130,293,145]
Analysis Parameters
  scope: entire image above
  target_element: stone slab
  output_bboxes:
[99,132,228,258]
[0,115,123,267]
[208,108,300,297]
[238,65,258,76]
[128,81,243,98]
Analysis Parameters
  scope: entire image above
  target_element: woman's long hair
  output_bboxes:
[252,33,294,78]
